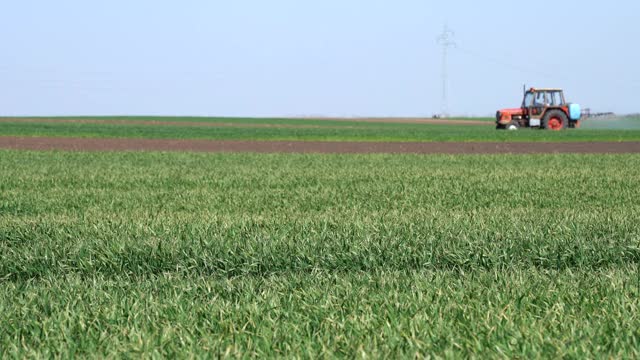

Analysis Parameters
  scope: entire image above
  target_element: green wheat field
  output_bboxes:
[1,150,640,357]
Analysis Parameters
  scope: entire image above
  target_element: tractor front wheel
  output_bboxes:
[542,110,568,131]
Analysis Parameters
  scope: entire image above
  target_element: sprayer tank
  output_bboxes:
[569,103,581,120]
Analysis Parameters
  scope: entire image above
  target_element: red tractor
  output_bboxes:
[496,88,582,130]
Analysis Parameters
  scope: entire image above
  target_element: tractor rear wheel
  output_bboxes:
[542,110,568,131]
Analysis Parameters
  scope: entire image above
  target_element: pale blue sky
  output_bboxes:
[1,0,638,117]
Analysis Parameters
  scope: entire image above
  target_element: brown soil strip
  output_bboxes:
[1,137,639,154]
[0,117,491,129]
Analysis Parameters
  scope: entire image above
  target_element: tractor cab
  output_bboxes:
[496,87,581,130]
[523,88,565,116]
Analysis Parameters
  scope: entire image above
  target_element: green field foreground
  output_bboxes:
[1,151,640,357]
[2,116,640,142]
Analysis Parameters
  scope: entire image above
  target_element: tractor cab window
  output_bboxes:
[534,92,547,106]
[523,92,534,107]
[550,91,563,105]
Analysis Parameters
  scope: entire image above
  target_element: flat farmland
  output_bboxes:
[2,150,640,357]
[2,116,640,357]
